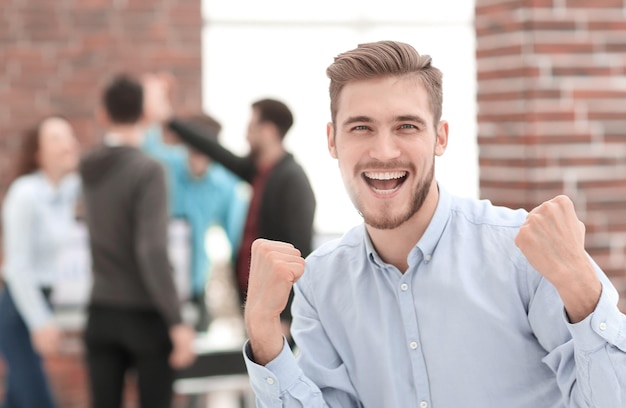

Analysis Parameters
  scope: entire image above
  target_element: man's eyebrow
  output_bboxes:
[342,116,373,127]
[341,115,429,127]
[395,115,428,126]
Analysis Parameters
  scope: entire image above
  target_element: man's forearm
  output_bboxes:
[245,312,285,366]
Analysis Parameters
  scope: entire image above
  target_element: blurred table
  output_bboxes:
[173,324,254,408]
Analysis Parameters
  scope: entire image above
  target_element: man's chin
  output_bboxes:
[363,212,409,230]
[249,149,260,161]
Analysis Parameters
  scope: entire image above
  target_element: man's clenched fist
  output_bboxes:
[245,239,305,365]
[515,195,601,322]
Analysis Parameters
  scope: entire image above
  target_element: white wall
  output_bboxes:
[201,0,477,235]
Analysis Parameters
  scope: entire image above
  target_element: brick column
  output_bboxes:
[476,0,626,308]
[0,0,202,405]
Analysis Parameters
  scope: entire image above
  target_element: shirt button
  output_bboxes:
[400,283,409,291]
[409,341,418,350]
[420,401,429,408]
[266,377,275,385]
[424,254,432,262]
[599,322,607,331]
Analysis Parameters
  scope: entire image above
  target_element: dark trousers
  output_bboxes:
[190,292,211,332]
[0,286,56,408]
[84,305,174,408]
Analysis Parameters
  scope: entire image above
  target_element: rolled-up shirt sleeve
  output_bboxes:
[532,261,626,408]
[566,280,626,352]
[244,338,331,408]
[242,273,361,408]
[566,277,626,406]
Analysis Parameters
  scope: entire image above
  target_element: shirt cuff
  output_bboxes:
[243,338,303,400]
[566,283,626,352]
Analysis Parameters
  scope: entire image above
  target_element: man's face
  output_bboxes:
[246,108,264,159]
[327,75,448,230]
[187,149,210,178]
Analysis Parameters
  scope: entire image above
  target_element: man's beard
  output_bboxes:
[350,161,434,230]
[248,144,261,162]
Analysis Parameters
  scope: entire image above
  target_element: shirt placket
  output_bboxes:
[396,250,432,408]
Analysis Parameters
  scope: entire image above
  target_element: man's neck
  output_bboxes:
[106,124,144,147]
[366,183,440,273]
[256,142,286,169]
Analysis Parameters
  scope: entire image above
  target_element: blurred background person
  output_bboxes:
[145,74,317,343]
[142,112,248,332]
[79,74,195,408]
[0,115,81,408]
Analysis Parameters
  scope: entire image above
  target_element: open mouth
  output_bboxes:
[363,171,408,195]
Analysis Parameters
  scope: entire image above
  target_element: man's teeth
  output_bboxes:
[372,186,401,195]
[364,171,406,180]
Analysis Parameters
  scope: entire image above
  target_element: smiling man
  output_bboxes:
[242,41,626,407]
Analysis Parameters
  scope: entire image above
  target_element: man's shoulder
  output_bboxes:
[297,226,366,297]
[272,153,313,187]
[112,147,164,175]
[209,164,241,185]
[80,146,164,186]
[307,226,364,265]
[135,149,164,169]
[449,194,528,229]
[275,153,307,174]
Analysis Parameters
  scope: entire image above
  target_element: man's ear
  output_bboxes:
[96,106,110,126]
[435,120,449,157]
[263,122,281,144]
[327,122,337,158]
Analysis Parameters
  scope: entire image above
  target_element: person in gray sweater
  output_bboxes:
[79,74,195,408]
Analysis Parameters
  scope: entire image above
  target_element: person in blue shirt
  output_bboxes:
[143,114,248,331]
[0,115,81,408]
[242,41,626,407]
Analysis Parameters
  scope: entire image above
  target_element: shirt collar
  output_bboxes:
[104,132,124,147]
[363,224,379,265]
[415,184,452,261]
[364,183,452,267]
[35,171,79,205]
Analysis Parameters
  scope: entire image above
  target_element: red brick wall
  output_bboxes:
[0,0,202,405]
[476,0,626,309]
[0,0,202,200]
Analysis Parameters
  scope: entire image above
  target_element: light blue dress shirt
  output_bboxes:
[244,186,626,407]
[1,172,81,329]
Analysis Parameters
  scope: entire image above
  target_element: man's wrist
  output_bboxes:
[559,278,602,323]
[245,313,284,366]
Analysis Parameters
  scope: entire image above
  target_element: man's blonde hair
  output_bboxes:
[326,40,443,126]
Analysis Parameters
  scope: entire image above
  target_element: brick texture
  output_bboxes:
[476,0,626,310]
[0,0,202,201]
[0,0,202,405]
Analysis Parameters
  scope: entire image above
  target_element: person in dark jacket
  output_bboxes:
[142,74,316,340]
[79,74,195,408]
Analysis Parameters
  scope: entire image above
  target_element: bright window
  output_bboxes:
[202,1,477,235]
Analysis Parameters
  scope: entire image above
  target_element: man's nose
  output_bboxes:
[369,131,401,161]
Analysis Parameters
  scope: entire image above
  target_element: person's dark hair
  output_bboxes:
[13,114,69,181]
[103,74,143,125]
[251,99,293,140]
[186,113,222,142]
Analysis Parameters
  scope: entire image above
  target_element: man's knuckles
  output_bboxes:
[253,238,299,256]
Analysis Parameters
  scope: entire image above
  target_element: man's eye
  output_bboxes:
[400,124,417,129]
[353,125,369,131]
